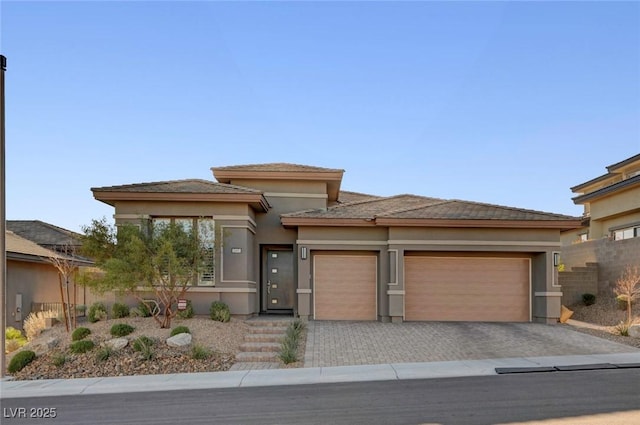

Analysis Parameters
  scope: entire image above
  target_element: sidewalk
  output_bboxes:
[2,351,639,399]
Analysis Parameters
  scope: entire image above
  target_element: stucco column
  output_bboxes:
[387,248,404,323]
[296,245,312,319]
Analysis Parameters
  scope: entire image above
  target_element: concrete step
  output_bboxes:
[245,334,284,343]
[235,351,279,362]
[239,342,281,353]
[246,319,293,327]
[248,326,288,335]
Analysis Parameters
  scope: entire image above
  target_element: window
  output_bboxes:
[613,226,639,241]
[152,217,215,286]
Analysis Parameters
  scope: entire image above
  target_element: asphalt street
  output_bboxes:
[2,368,639,425]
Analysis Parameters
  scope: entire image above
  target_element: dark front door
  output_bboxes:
[266,249,295,312]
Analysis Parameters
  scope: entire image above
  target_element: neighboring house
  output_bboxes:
[7,220,83,253]
[560,153,640,296]
[91,163,581,324]
[562,153,640,244]
[5,230,91,330]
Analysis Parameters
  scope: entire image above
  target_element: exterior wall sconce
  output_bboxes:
[553,252,560,267]
[301,246,308,260]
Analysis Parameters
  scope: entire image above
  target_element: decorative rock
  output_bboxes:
[31,337,60,356]
[629,325,640,338]
[104,338,129,350]
[166,333,192,347]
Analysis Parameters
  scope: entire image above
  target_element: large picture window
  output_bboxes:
[152,217,216,286]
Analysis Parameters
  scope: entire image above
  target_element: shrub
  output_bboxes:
[170,325,190,337]
[582,293,596,306]
[110,323,135,337]
[209,301,230,322]
[51,353,68,368]
[132,336,154,352]
[75,305,87,315]
[177,300,195,319]
[137,301,153,318]
[70,340,95,354]
[88,302,108,323]
[5,326,23,340]
[96,346,115,362]
[71,327,91,341]
[278,319,306,365]
[8,350,36,373]
[5,327,27,353]
[191,344,211,360]
[614,320,632,336]
[23,310,59,341]
[112,302,130,319]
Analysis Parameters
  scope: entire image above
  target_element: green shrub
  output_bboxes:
[209,301,230,322]
[582,293,596,306]
[278,320,306,365]
[5,326,23,340]
[88,302,108,323]
[278,339,298,364]
[96,346,115,362]
[170,325,190,337]
[137,301,153,317]
[614,320,631,336]
[136,341,154,361]
[132,336,154,352]
[51,353,68,368]
[5,327,27,353]
[191,344,211,360]
[71,327,91,341]
[75,305,87,315]
[177,300,195,319]
[8,350,36,373]
[70,340,95,354]
[110,323,135,337]
[112,302,130,319]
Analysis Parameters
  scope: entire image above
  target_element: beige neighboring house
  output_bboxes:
[5,223,93,330]
[92,163,580,324]
[560,153,640,296]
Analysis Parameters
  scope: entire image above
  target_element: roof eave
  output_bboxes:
[572,175,640,204]
[92,191,270,212]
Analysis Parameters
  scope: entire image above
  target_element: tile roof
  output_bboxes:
[6,231,66,260]
[212,163,344,173]
[337,191,382,204]
[91,179,263,194]
[283,195,578,222]
[283,195,445,219]
[7,220,82,247]
[382,200,578,221]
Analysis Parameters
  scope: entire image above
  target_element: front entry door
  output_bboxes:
[266,249,295,312]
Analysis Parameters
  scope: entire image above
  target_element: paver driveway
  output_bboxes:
[303,321,640,367]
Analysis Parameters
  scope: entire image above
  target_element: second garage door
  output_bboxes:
[405,256,530,322]
[314,254,377,320]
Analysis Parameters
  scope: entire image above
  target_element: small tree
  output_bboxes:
[47,244,80,332]
[80,218,215,328]
[613,265,640,324]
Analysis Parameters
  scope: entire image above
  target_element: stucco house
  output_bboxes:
[5,230,91,330]
[560,153,640,296]
[92,163,580,324]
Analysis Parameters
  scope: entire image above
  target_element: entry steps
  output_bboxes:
[231,318,292,368]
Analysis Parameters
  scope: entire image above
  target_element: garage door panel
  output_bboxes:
[314,255,377,321]
[405,256,530,322]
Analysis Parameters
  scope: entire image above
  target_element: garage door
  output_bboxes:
[405,256,530,322]
[314,255,377,320]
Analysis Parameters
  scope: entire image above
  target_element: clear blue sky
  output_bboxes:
[1,1,639,233]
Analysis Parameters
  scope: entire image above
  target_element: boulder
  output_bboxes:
[30,337,60,356]
[104,338,129,351]
[629,325,640,339]
[166,333,192,347]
